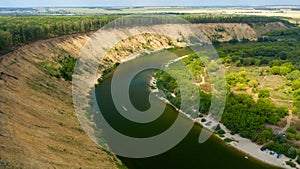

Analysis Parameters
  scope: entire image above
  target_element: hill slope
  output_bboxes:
[0,33,120,168]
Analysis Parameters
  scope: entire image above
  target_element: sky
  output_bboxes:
[0,0,300,7]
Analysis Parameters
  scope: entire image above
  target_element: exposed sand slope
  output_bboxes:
[197,22,287,42]
[0,33,120,168]
[0,29,182,168]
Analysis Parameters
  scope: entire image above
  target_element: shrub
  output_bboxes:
[258,88,270,98]
[286,161,296,168]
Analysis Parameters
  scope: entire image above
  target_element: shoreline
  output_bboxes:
[196,116,296,169]
[149,76,299,169]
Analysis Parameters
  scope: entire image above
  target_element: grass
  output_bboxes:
[167,47,194,57]
[56,135,83,147]
[36,61,60,78]
[47,145,66,153]
[118,164,128,169]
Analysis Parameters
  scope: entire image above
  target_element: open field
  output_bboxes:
[1,6,300,20]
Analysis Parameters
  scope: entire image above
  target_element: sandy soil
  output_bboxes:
[0,33,121,168]
[196,115,299,169]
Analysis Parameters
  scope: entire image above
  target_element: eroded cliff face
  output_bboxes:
[197,22,287,42]
[0,22,288,168]
[0,30,180,168]
[0,33,121,168]
[98,32,184,71]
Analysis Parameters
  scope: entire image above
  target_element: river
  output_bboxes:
[94,51,281,169]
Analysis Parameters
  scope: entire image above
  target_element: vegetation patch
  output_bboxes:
[0,15,117,55]
[224,138,234,143]
[286,161,297,168]
[37,55,76,81]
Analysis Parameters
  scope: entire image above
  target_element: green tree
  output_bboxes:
[248,79,259,88]
[256,128,273,144]
[0,30,13,54]
[270,66,281,75]
[287,147,298,159]
[287,70,300,81]
[258,88,270,98]
[292,79,300,90]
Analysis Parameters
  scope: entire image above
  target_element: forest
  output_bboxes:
[0,15,117,54]
[182,14,293,25]
[0,14,294,55]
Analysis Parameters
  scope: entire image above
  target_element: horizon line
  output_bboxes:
[1,5,300,8]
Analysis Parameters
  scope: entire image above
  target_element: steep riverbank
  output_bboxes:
[0,33,121,168]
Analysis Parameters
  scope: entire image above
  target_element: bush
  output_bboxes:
[265,140,297,159]
[224,138,234,143]
[215,129,226,135]
[228,38,238,43]
[297,156,300,165]
[258,88,270,98]
[287,147,298,159]
[37,56,77,81]
[59,57,76,81]
[286,161,296,168]
[287,127,297,134]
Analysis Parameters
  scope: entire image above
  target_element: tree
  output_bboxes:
[59,56,76,81]
[292,79,300,90]
[287,127,297,134]
[287,70,300,80]
[256,128,273,144]
[236,83,247,91]
[287,147,298,159]
[270,66,281,75]
[248,79,259,88]
[297,156,300,165]
[0,30,13,54]
[294,89,300,101]
[258,88,270,98]
[0,16,117,55]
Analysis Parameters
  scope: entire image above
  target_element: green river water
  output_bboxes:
[94,51,281,169]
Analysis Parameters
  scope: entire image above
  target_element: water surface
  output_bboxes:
[95,53,281,169]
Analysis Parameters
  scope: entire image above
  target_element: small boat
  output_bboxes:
[244,156,248,159]
[122,105,128,112]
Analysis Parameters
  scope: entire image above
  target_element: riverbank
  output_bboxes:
[149,76,299,169]
[196,116,298,169]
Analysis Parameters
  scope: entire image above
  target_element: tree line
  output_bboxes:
[182,14,293,26]
[0,14,294,55]
[0,15,117,55]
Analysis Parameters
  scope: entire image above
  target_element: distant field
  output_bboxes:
[34,7,300,19]
[1,6,300,20]
[54,7,299,20]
